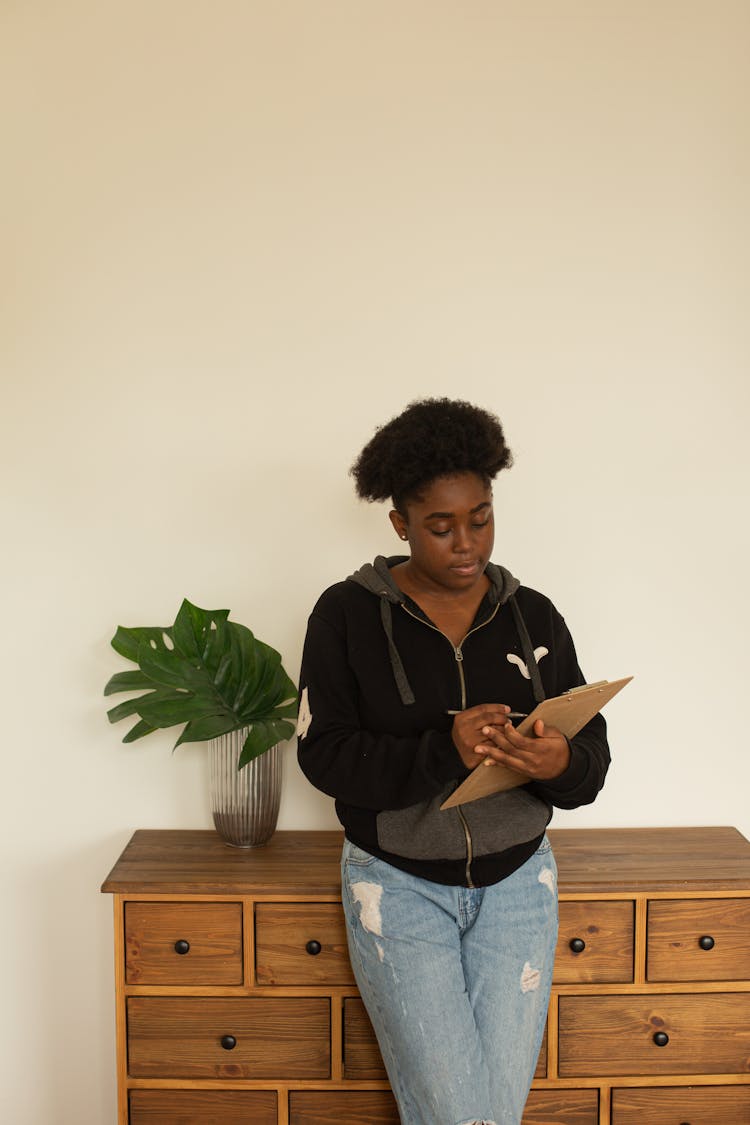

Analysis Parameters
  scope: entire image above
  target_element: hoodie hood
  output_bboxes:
[346,557,525,706]
[348,555,521,604]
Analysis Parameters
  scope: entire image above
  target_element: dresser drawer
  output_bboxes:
[343,998,386,1080]
[290,1090,399,1124]
[125,902,243,985]
[611,1083,750,1123]
[288,1087,600,1125]
[523,1089,599,1124]
[342,997,548,1082]
[255,902,355,985]
[555,900,634,983]
[127,996,330,1078]
[647,898,750,981]
[558,992,750,1076]
[129,1089,277,1124]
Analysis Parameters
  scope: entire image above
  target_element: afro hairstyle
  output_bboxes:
[350,397,513,510]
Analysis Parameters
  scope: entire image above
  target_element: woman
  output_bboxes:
[297,398,610,1125]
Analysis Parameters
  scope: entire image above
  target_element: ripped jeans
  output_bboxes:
[341,837,558,1125]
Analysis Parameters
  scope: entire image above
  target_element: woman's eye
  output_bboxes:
[429,519,490,537]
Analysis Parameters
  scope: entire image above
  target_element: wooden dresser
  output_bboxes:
[102,827,750,1125]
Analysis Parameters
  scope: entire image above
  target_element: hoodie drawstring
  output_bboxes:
[379,597,416,705]
[508,596,546,705]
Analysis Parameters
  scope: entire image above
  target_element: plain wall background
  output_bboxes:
[2,2,749,1121]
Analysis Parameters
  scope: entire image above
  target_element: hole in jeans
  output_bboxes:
[350,881,383,936]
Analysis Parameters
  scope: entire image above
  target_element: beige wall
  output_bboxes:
[2,2,749,1120]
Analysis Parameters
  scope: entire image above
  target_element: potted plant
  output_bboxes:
[104,598,297,846]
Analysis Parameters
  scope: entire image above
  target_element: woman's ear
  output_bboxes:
[389,509,409,542]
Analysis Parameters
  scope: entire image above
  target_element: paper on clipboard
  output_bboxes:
[440,676,632,810]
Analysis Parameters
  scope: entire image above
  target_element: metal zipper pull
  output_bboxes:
[454,646,467,711]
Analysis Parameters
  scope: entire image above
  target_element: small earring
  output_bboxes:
[400,534,407,541]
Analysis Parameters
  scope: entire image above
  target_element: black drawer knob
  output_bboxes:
[569,938,586,954]
[698,935,715,950]
[306,940,322,956]
[220,1035,237,1050]
[653,1031,669,1047]
[174,940,190,955]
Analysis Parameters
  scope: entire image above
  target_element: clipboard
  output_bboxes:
[440,676,632,810]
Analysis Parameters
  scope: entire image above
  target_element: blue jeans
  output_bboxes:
[341,837,558,1125]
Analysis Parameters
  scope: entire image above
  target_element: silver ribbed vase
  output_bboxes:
[208,728,282,848]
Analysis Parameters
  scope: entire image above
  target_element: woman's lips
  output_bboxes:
[450,560,480,575]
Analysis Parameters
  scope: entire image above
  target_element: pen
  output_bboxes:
[445,710,527,718]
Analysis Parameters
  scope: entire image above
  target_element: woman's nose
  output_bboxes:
[452,526,471,552]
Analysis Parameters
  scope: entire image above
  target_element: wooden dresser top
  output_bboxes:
[101,826,750,897]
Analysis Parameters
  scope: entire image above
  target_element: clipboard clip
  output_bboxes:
[564,680,609,696]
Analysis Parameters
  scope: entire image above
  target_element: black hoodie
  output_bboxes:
[297,556,610,887]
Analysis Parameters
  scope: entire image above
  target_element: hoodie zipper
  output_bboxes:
[400,601,500,887]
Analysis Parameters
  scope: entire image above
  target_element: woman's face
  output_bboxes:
[389,472,495,593]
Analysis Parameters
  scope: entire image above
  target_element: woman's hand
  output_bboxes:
[475,718,572,781]
[451,705,515,769]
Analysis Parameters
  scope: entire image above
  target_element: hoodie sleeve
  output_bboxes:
[525,607,611,809]
[296,608,469,811]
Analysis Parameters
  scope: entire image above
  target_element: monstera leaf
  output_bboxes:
[104,599,297,766]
